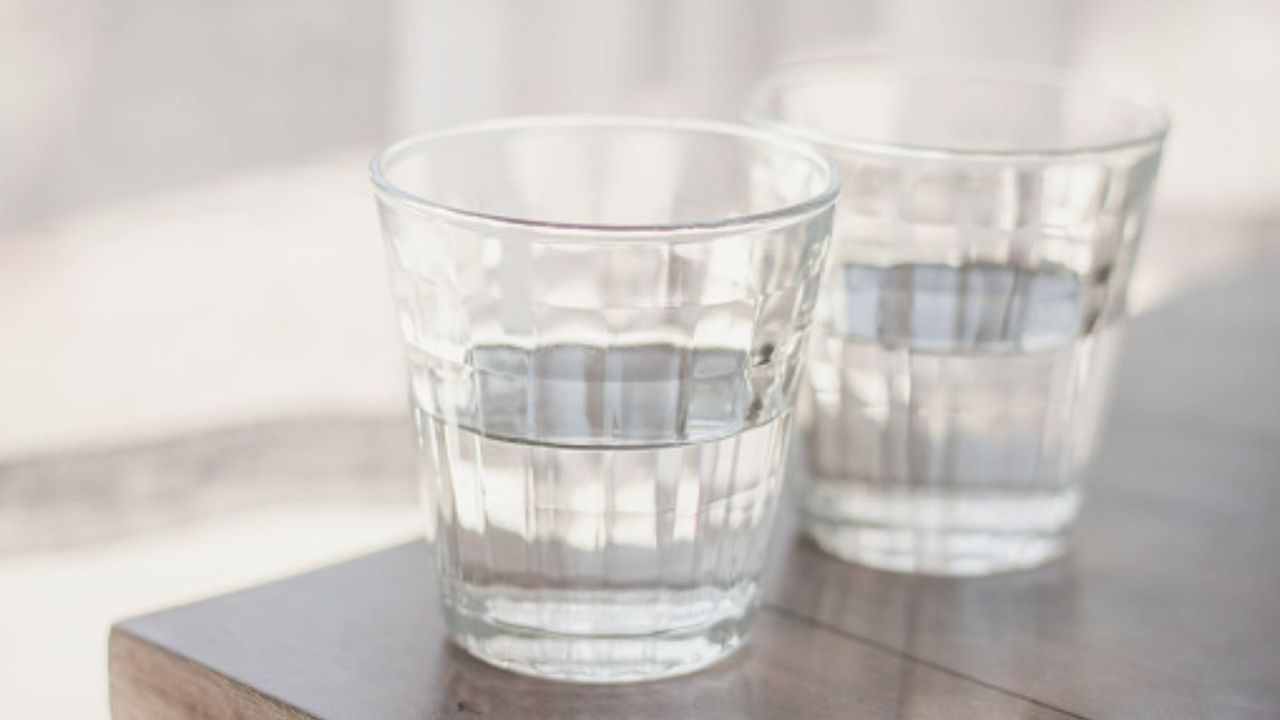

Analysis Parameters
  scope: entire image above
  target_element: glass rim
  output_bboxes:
[744,55,1171,161]
[370,114,841,238]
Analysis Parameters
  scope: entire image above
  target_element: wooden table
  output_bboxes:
[109,267,1280,719]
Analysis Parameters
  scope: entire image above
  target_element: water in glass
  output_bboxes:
[411,342,791,680]
[803,261,1119,575]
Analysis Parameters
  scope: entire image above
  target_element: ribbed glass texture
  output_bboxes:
[372,117,837,681]
[747,59,1168,576]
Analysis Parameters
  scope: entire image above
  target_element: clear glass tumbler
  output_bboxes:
[371,116,838,681]
[746,59,1168,576]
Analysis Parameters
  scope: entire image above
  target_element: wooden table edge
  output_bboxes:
[110,626,315,720]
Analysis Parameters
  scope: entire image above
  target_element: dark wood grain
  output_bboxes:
[764,265,1280,720]
[111,543,1074,720]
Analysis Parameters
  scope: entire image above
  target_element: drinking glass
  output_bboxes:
[371,116,838,681]
[746,59,1167,576]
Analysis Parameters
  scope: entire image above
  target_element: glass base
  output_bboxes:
[441,580,755,683]
[801,481,1081,576]
[806,517,1066,576]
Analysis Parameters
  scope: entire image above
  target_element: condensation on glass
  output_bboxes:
[372,117,838,681]
[747,59,1168,576]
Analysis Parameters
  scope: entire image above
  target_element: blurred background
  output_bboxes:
[2,0,1278,716]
